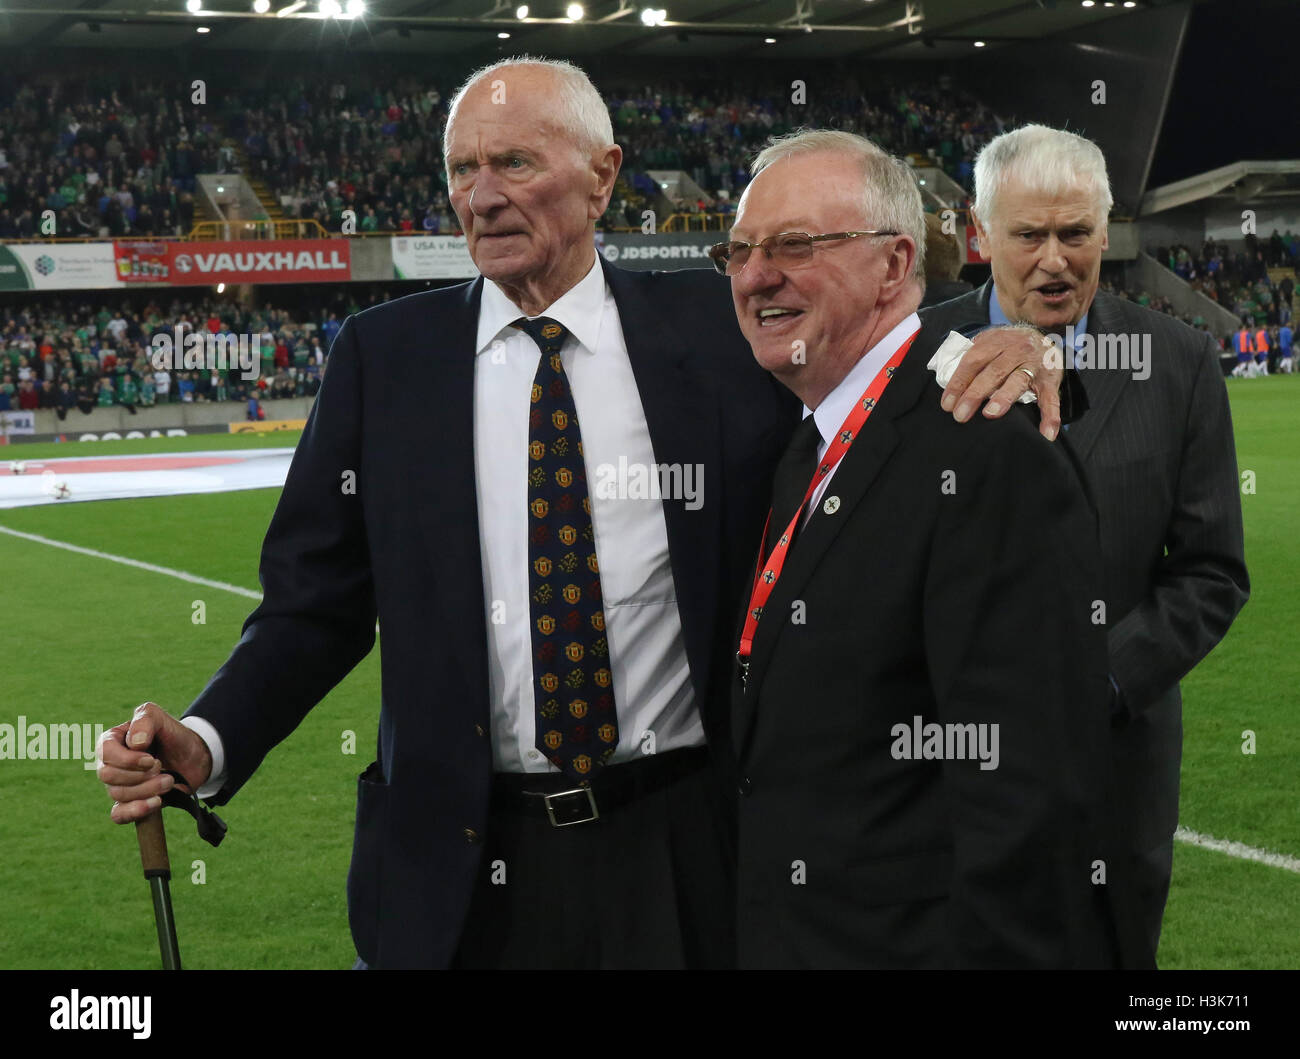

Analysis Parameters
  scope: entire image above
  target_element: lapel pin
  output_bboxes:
[823,495,841,515]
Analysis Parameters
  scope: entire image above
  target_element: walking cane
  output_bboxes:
[135,811,182,970]
[134,752,228,971]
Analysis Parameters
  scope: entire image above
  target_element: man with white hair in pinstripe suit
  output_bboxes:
[925,123,1250,966]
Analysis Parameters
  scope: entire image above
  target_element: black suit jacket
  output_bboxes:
[921,282,1250,862]
[729,312,1121,968]
[182,259,796,968]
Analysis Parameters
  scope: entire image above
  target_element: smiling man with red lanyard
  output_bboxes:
[713,129,1132,969]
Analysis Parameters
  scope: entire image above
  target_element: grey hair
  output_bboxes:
[750,129,926,280]
[973,124,1113,229]
[443,55,613,160]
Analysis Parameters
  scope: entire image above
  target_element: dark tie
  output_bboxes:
[764,414,823,560]
[516,316,618,783]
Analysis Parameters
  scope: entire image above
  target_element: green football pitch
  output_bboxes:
[0,376,1295,969]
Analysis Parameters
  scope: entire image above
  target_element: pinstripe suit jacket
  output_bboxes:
[921,281,1250,860]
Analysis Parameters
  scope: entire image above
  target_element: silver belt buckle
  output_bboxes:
[543,786,600,827]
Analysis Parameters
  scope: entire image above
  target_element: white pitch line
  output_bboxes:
[0,522,379,633]
[0,523,262,600]
[1175,826,1300,874]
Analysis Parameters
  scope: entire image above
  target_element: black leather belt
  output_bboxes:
[490,746,710,827]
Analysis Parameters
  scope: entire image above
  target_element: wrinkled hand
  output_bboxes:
[97,702,212,824]
[940,326,1064,441]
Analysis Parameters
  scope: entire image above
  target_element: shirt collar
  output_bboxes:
[809,311,921,448]
[475,254,605,356]
[989,281,1089,349]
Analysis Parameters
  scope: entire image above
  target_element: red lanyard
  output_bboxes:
[738,328,918,671]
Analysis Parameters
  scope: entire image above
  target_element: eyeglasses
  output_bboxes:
[707,230,900,276]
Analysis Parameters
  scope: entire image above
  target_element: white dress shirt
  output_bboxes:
[189,254,701,795]
[801,311,922,524]
[473,255,701,770]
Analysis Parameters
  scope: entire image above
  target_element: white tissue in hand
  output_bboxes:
[926,330,1037,405]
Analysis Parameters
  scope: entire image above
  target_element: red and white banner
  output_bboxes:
[115,240,172,282]
[964,225,983,265]
[113,239,352,285]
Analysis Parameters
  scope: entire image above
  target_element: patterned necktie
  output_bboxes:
[516,316,619,783]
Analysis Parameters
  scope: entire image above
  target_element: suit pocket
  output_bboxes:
[346,760,390,967]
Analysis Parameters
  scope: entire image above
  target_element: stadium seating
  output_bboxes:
[0,72,1012,239]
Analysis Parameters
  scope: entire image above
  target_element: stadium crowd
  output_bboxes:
[1099,270,1295,371]
[602,76,1009,221]
[0,294,366,417]
[232,76,456,236]
[3,71,1293,386]
[1096,276,1219,338]
[1,71,1012,239]
[1152,234,1296,327]
[1145,233,1299,372]
[239,73,1012,232]
[0,76,212,239]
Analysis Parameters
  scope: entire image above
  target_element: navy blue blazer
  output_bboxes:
[183,258,796,968]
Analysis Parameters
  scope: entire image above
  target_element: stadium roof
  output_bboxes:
[0,0,1173,61]
[1141,161,1300,215]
